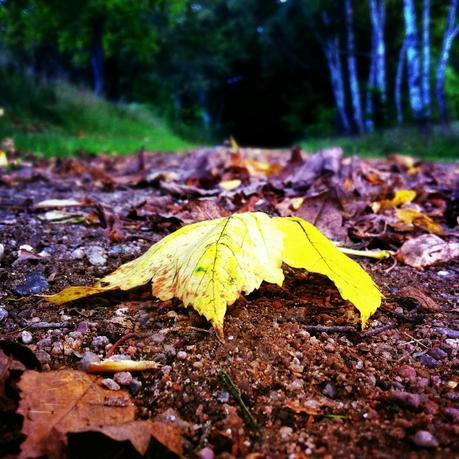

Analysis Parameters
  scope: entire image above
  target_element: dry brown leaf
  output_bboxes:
[397,234,459,268]
[17,370,182,458]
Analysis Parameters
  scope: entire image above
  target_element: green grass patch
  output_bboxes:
[301,124,459,161]
[0,72,195,157]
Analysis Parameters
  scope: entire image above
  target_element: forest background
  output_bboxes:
[0,0,458,159]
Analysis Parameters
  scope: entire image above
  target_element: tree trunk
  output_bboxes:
[369,0,386,103]
[403,0,423,122]
[345,0,364,133]
[422,0,431,118]
[395,39,408,124]
[323,36,351,134]
[437,0,459,125]
[365,33,376,132]
[91,22,104,96]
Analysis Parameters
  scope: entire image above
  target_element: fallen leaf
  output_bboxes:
[85,359,160,373]
[220,179,242,190]
[273,216,381,326]
[294,191,348,243]
[35,198,83,208]
[0,150,8,167]
[371,190,416,213]
[397,234,459,268]
[45,212,381,336]
[395,208,442,234]
[17,370,182,458]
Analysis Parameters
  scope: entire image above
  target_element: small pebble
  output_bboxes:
[177,351,187,360]
[437,270,450,277]
[412,430,438,448]
[21,330,33,344]
[79,351,101,370]
[129,378,142,395]
[0,307,8,322]
[164,344,176,356]
[70,247,85,260]
[198,447,215,459]
[151,332,166,343]
[193,361,203,369]
[101,378,121,391]
[114,371,133,386]
[428,348,447,360]
[91,335,110,351]
[35,349,51,364]
[419,354,439,368]
[323,383,336,398]
[14,272,49,295]
[279,426,293,440]
[86,246,107,266]
[434,327,459,339]
[77,321,90,334]
[397,365,417,380]
[289,379,304,391]
[217,390,230,403]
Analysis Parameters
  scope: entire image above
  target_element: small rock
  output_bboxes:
[0,307,8,322]
[412,430,438,448]
[193,361,203,369]
[79,351,101,370]
[198,447,215,459]
[397,365,417,380]
[51,342,64,355]
[177,350,187,360]
[323,383,336,398]
[77,321,90,334]
[324,343,336,352]
[437,270,450,277]
[289,379,304,391]
[101,378,121,391]
[35,350,51,364]
[418,354,439,368]
[36,337,53,348]
[279,426,293,440]
[164,344,176,356]
[217,390,230,403]
[428,348,447,360]
[0,243,4,260]
[443,407,459,422]
[21,330,33,344]
[86,246,107,266]
[129,378,142,395]
[71,248,85,260]
[91,335,110,351]
[14,272,49,295]
[434,327,459,339]
[151,331,166,343]
[388,390,423,409]
[114,371,133,386]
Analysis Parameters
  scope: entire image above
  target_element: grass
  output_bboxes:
[0,72,195,157]
[301,123,459,161]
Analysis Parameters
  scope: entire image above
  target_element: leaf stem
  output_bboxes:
[337,247,392,259]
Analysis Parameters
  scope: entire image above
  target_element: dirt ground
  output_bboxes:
[0,146,458,458]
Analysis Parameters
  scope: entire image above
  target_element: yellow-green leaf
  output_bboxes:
[371,189,416,213]
[274,216,381,326]
[45,212,382,336]
[45,212,285,338]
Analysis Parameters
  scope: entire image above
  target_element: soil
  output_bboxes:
[0,147,458,458]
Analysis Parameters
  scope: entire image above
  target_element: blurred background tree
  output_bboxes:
[0,0,458,150]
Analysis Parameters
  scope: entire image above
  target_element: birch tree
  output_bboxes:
[403,0,423,121]
[437,0,459,125]
[422,0,431,118]
[345,0,364,133]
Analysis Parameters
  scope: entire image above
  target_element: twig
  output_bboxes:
[364,322,398,338]
[302,325,356,334]
[402,332,429,349]
[219,369,260,432]
[29,322,73,329]
[105,332,141,358]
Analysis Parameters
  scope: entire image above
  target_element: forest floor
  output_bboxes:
[0,146,458,458]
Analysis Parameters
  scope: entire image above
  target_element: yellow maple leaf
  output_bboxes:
[395,208,442,234]
[371,189,416,213]
[45,212,381,337]
[273,217,381,326]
